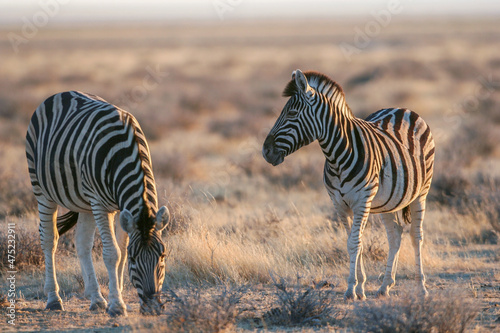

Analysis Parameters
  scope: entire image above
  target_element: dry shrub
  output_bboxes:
[163,284,247,333]
[431,171,499,213]
[352,289,479,333]
[431,171,500,237]
[264,275,337,327]
[0,226,43,271]
[429,169,472,207]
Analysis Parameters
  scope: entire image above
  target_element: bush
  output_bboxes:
[0,226,43,271]
[163,283,247,333]
[352,289,479,333]
[264,275,337,327]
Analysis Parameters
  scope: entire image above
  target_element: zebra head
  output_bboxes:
[263,69,321,166]
[120,206,170,315]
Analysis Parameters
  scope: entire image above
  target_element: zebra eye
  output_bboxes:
[129,256,136,265]
[287,109,299,118]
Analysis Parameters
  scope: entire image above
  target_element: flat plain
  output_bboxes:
[1,18,499,332]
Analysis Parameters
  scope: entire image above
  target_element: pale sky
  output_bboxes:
[0,0,499,26]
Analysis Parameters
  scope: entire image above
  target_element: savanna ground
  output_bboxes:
[1,18,500,332]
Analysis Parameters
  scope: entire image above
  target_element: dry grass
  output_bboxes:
[0,18,499,332]
[351,288,480,333]
[162,198,349,287]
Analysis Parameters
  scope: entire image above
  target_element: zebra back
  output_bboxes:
[26,91,159,230]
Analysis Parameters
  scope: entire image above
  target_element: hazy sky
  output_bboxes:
[1,0,499,26]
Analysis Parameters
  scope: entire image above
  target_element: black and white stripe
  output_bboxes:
[26,91,169,316]
[263,70,435,300]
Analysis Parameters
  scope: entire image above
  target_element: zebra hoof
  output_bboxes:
[89,299,108,311]
[344,290,357,302]
[376,288,390,298]
[356,292,366,301]
[46,299,64,311]
[107,305,127,317]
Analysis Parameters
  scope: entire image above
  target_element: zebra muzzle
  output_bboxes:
[139,295,164,315]
[263,135,285,166]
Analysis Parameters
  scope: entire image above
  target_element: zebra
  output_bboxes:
[263,70,435,300]
[26,91,170,316]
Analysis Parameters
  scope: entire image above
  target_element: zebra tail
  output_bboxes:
[402,206,411,224]
[57,211,79,236]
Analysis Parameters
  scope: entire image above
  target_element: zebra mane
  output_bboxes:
[282,71,346,99]
[120,110,158,233]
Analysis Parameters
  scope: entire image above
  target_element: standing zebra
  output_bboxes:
[26,91,170,316]
[263,70,435,300]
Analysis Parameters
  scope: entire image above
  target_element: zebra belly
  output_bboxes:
[370,157,420,214]
[370,179,408,214]
[34,153,94,213]
[325,162,418,215]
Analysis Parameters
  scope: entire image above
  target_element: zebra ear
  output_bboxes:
[294,69,314,98]
[155,206,170,232]
[120,209,136,233]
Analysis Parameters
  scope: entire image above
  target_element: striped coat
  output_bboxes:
[263,70,435,300]
[26,91,169,316]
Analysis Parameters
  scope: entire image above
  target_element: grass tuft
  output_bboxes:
[163,283,247,333]
[352,289,479,333]
[264,274,338,327]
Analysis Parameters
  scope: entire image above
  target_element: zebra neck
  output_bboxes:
[117,172,147,216]
[318,98,359,173]
[110,156,158,218]
[118,175,159,237]
[112,112,158,218]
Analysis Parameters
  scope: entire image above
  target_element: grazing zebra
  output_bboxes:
[263,70,435,300]
[26,91,170,316]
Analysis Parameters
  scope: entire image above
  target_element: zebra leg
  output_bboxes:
[93,208,127,317]
[37,199,64,311]
[336,206,366,300]
[115,213,129,293]
[409,198,429,297]
[355,242,367,300]
[344,208,370,301]
[377,212,403,297]
[75,213,107,311]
